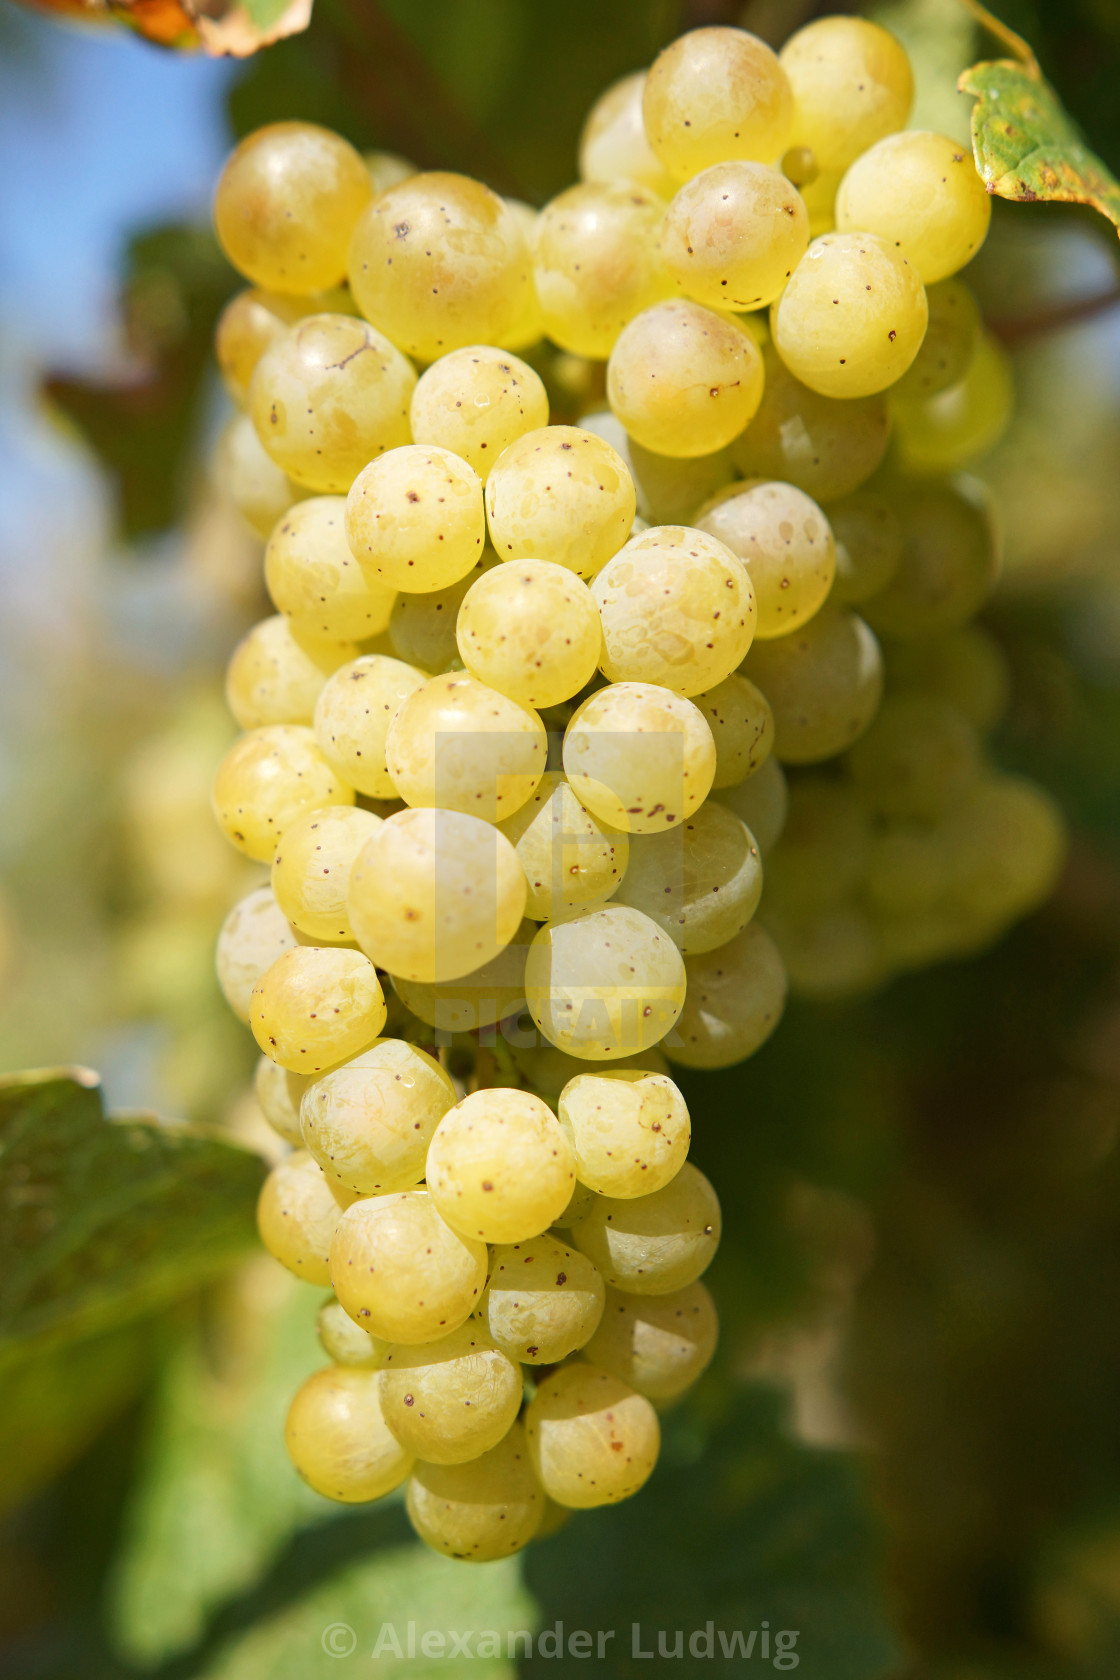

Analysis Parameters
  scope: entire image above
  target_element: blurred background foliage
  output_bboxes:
[2,0,1120,1676]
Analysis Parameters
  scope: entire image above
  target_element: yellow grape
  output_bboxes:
[225,616,357,730]
[426,1087,576,1244]
[346,806,526,983]
[827,491,903,605]
[216,885,299,1022]
[861,477,998,640]
[348,172,533,361]
[730,345,890,502]
[770,233,927,399]
[660,162,809,311]
[285,1366,412,1502]
[607,300,764,458]
[271,804,382,941]
[742,604,883,764]
[584,1280,718,1403]
[390,918,534,1034]
[848,694,983,819]
[643,27,793,177]
[485,425,635,581]
[345,445,486,592]
[613,800,762,954]
[592,525,755,696]
[264,497,395,643]
[527,1365,661,1514]
[317,1296,392,1368]
[409,346,548,483]
[456,559,602,709]
[568,1161,720,1295]
[557,1069,690,1198]
[579,71,677,196]
[563,682,716,835]
[380,1322,524,1465]
[697,480,835,639]
[385,672,546,823]
[406,1421,543,1560]
[892,276,981,401]
[498,772,629,923]
[215,412,302,537]
[486,1233,606,1364]
[524,904,686,1061]
[311,653,428,800]
[715,753,788,854]
[213,122,372,294]
[329,1188,488,1344]
[388,549,495,672]
[249,313,415,493]
[664,921,787,1069]
[212,725,354,862]
[693,673,773,789]
[300,1038,457,1194]
[891,333,1014,475]
[835,130,992,284]
[257,1149,355,1285]
[779,17,913,174]
[533,180,674,359]
[250,944,386,1074]
[215,288,315,406]
[254,1053,311,1146]
[365,150,417,195]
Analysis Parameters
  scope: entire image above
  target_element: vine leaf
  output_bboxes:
[960,5,1120,239]
[21,0,313,55]
[0,1068,266,1374]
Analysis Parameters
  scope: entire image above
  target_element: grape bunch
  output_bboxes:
[209,15,1064,1559]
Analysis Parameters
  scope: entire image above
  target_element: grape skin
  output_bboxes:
[330,1189,489,1345]
[557,1070,690,1199]
[485,425,635,581]
[313,654,429,800]
[486,1233,606,1364]
[271,804,383,942]
[665,921,788,1070]
[526,1364,660,1510]
[779,17,913,175]
[410,346,549,483]
[317,1297,391,1369]
[525,904,687,1061]
[216,413,302,538]
[643,27,794,177]
[345,445,486,593]
[660,162,810,312]
[385,672,547,824]
[456,559,602,709]
[212,725,354,862]
[257,1150,356,1285]
[216,886,300,1022]
[563,682,716,836]
[608,300,765,459]
[285,1366,412,1503]
[568,1161,721,1295]
[698,480,835,640]
[379,1322,524,1465]
[254,1055,312,1146]
[300,1038,457,1194]
[715,753,788,854]
[406,1421,544,1560]
[426,1087,576,1245]
[250,944,387,1074]
[835,130,992,284]
[498,773,629,924]
[264,496,396,643]
[730,345,890,502]
[694,673,774,788]
[743,604,883,765]
[579,71,677,197]
[612,800,762,955]
[583,1280,719,1403]
[390,918,534,1034]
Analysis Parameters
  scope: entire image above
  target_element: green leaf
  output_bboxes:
[960,56,1120,236]
[0,1068,266,1372]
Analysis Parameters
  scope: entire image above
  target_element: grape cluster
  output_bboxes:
[209,15,1065,1558]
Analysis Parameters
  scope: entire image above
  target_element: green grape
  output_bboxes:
[607,300,765,459]
[330,1188,488,1344]
[557,1069,690,1198]
[498,773,628,923]
[861,477,998,640]
[409,346,548,484]
[763,778,871,914]
[250,945,387,1074]
[613,800,762,954]
[941,774,1067,927]
[317,1296,392,1368]
[779,17,913,174]
[526,1364,660,1510]
[390,918,533,1034]
[271,805,383,942]
[300,1038,456,1194]
[225,617,357,732]
[365,150,417,195]
[426,1087,576,1244]
[827,492,902,605]
[389,549,496,672]
[891,277,982,401]
[254,1053,312,1146]
[579,71,678,197]
[643,27,793,177]
[592,525,755,696]
[861,822,947,917]
[345,445,486,592]
[763,901,884,1000]
[715,752,788,854]
[213,122,373,294]
[215,288,314,406]
[384,672,547,823]
[891,333,1014,474]
[533,180,673,359]
[835,130,992,284]
[485,426,635,581]
[348,172,533,361]
[215,412,302,538]
[563,682,716,835]
[525,904,686,1060]
[264,496,396,643]
[568,1162,720,1295]
[743,605,883,764]
[346,806,526,983]
[486,1233,606,1364]
[285,1366,412,1502]
[312,654,429,799]
[257,1149,355,1285]
[697,480,835,639]
[380,1322,524,1465]
[249,313,415,493]
[883,624,1010,734]
[848,694,983,819]
[406,1421,543,1560]
[694,673,774,789]
[216,886,300,1022]
[212,724,354,862]
[771,233,928,399]
[730,345,890,502]
[456,559,602,709]
[660,162,810,311]
[665,921,787,1069]
[583,1280,718,1403]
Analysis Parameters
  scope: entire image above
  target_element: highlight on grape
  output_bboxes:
[207,13,1066,1561]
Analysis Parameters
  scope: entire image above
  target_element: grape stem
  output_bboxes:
[988,283,1120,346]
